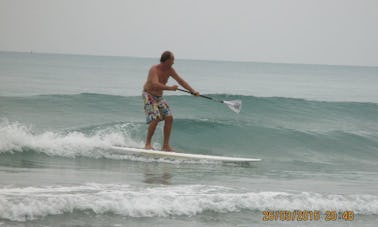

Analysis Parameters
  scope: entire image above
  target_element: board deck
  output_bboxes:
[110,146,261,163]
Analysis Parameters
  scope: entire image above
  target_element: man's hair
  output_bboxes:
[160,51,172,63]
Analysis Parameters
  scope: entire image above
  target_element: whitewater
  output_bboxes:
[0,51,378,226]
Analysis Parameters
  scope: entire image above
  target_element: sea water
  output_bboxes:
[0,51,377,226]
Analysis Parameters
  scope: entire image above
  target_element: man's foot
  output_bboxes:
[144,144,153,150]
[161,145,174,152]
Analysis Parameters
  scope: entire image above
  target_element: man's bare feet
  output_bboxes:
[144,144,153,150]
[161,145,174,152]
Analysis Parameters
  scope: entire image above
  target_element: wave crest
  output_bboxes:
[0,184,377,221]
[0,119,143,158]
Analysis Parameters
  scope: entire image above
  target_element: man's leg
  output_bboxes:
[145,119,159,149]
[162,116,173,151]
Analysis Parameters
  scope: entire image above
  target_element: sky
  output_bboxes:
[0,0,377,66]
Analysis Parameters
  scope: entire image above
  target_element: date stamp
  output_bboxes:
[262,210,355,221]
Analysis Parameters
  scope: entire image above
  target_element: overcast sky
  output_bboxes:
[0,0,377,66]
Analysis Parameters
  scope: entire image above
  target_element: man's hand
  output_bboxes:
[170,85,178,91]
[192,90,200,96]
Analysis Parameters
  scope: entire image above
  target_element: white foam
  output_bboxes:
[0,184,377,221]
[0,120,144,159]
[0,120,223,164]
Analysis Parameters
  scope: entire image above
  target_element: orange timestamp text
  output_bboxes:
[262,210,355,221]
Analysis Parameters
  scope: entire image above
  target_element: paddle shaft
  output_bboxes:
[177,88,223,103]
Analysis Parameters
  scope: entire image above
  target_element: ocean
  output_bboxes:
[0,51,377,226]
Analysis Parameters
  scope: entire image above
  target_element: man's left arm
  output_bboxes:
[170,68,199,96]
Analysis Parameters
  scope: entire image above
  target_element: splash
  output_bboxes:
[0,183,377,221]
[0,119,143,158]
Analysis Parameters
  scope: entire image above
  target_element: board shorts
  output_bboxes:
[142,90,172,124]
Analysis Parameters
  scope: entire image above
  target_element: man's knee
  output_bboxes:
[148,119,160,126]
[165,116,173,122]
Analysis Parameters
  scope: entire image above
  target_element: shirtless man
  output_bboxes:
[143,51,199,151]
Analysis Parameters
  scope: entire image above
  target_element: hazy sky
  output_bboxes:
[1,0,377,66]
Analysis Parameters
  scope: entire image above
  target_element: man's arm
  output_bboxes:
[170,68,199,95]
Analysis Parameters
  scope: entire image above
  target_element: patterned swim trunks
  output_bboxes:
[142,91,172,124]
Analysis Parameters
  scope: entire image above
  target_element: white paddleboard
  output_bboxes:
[110,146,261,163]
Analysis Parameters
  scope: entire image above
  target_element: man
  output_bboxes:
[142,51,199,151]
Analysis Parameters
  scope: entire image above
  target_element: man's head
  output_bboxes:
[160,51,175,66]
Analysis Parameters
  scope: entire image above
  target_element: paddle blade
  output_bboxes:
[223,100,242,113]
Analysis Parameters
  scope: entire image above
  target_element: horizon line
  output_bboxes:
[1,50,377,68]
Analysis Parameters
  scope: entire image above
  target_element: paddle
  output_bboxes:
[177,88,242,113]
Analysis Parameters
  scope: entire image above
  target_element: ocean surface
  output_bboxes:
[0,51,378,226]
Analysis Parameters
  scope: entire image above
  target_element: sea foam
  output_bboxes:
[0,184,377,221]
[0,120,143,158]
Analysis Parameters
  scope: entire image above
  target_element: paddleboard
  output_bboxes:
[110,146,261,163]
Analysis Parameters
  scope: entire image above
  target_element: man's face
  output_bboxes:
[167,55,175,66]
